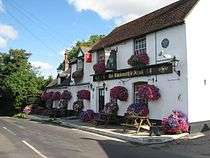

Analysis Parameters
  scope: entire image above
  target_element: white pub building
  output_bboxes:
[48,0,210,130]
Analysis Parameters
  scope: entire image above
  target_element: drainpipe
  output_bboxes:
[155,32,158,82]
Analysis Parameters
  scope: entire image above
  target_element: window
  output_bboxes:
[134,37,146,54]
[97,50,105,63]
[77,59,84,70]
[134,82,147,104]
[106,50,117,70]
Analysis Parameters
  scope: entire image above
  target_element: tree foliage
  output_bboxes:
[57,35,104,70]
[0,49,52,114]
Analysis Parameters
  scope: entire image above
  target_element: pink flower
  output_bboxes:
[110,86,128,101]
[138,84,160,101]
[128,52,149,67]
[93,62,106,74]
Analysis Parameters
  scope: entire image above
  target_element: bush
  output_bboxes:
[103,102,119,115]
[73,100,84,114]
[80,110,95,122]
[162,111,189,134]
[14,113,28,119]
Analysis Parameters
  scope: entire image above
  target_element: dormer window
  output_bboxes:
[134,37,146,54]
[97,50,105,63]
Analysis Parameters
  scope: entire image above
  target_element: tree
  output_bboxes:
[57,35,104,70]
[0,49,51,115]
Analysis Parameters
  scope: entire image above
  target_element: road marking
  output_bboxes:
[2,127,16,136]
[22,140,48,158]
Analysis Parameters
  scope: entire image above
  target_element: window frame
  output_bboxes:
[76,58,84,71]
[97,49,105,63]
[133,82,148,104]
[134,37,147,54]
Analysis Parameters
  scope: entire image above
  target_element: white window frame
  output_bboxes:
[134,37,146,54]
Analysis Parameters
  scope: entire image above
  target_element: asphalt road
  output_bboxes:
[0,117,208,158]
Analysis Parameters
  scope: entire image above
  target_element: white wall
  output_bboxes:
[68,85,91,111]
[186,0,210,123]
[91,25,188,120]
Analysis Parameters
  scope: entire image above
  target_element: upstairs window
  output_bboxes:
[97,50,105,63]
[77,59,84,70]
[134,37,146,54]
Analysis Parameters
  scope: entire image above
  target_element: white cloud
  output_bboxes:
[68,0,178,25]
[0,24,18,48]
[31,61,56,78]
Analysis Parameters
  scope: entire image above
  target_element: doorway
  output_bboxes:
[98,88,105,112]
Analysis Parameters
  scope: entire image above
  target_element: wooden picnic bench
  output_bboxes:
[122,114,152,134]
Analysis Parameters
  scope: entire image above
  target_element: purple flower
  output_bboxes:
[61,90,72,100]
[77,90,91,100]
[127,102,149,116]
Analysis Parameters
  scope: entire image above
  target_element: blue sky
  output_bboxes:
[0,0,177,78]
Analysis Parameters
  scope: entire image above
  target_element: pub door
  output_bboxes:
[98,88,105,112]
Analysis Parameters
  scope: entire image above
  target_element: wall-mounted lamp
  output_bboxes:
[90,83,95,91]
[159,51,181,77]
[103,82,108,91]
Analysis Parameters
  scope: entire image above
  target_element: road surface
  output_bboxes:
[0,117,207,158]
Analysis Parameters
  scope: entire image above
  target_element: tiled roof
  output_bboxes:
[91,0,199,51]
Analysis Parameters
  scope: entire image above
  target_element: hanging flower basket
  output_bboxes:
[73,100,84,114]
[61,90,72,100]
[126,102,149,117]
[103,102,119,115]
[41,92,54,101]
[127,52,149,67]
[80,109,95,122]
[137,84,160,101]
[72,69,83,82]
[52,91,61,101]
[110,86,128,101]
[162,111,189,134]
[93,62,106,74]
[77,90,91,100]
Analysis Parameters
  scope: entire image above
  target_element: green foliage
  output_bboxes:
[0,49,51,114]
[14,113,28,119]
[57,62,64,71]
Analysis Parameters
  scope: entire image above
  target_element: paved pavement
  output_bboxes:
[0,117,208,158]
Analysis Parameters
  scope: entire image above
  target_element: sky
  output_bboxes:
[0,0,178,78]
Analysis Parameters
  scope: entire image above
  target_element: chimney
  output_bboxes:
[64,51,69,71]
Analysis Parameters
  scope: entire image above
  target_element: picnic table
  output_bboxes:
[122,114,152,134]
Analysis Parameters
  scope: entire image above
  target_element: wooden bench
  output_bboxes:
[122,114,151,134]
